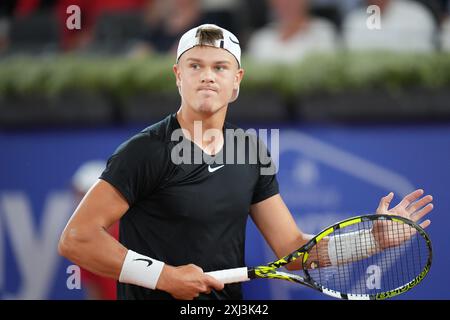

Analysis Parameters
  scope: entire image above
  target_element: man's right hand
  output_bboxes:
[156,264,225,300]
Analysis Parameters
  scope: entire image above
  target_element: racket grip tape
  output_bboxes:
[205,267,250,284]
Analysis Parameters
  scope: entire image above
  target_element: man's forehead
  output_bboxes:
[179,46,238,66]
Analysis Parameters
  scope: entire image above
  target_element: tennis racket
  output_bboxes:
[206,214,432,300]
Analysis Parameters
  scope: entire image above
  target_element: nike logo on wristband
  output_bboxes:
[133,258,153,267]
[208,165,224,173]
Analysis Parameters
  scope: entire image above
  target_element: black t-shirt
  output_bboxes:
[100,113,279,300]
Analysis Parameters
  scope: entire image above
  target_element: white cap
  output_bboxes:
[176,24,241,102]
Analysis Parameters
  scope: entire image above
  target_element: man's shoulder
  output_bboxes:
[223,121,264,149]
[140,113,176,141]
[116,114,176,154]
[224,120,262,137]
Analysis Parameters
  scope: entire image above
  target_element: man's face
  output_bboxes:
[174,46,244,116]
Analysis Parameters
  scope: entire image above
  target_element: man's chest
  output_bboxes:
[147,163,259,222]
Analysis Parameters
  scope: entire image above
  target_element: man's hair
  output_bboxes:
[195,27,224,46]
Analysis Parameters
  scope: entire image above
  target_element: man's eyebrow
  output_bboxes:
[214,61,231,65]
[186,58,231,65]
[186,58,202,62]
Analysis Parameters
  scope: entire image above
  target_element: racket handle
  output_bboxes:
[205,267,250,284]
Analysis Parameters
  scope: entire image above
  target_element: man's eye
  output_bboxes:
[215,66,225,71]
[191,64,200,69]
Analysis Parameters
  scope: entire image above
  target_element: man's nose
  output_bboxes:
[200,68,215,83]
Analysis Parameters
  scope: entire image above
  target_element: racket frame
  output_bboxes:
[247,214,432,300]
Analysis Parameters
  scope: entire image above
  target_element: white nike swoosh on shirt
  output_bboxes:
[208,165,224,173]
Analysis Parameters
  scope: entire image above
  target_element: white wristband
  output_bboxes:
[119,250,165,290]
[328,229,378,266]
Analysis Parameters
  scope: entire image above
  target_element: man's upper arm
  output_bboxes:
[70,132,166,230]
[67,179,129,230]
[250,194,306,260]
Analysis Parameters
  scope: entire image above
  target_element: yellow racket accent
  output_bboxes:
[339,217,362,229]
[315,227,335,242]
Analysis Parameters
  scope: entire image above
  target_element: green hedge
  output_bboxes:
[1,52,450,99]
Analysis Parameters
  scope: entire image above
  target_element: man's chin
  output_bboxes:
[196,103,225,115]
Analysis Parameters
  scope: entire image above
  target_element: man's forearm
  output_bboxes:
[58,225,127,279]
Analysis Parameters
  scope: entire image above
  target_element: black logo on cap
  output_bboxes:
[229,36,239,45]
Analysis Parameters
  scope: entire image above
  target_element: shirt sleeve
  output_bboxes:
[251,137,279,204]
[100,133,167,206]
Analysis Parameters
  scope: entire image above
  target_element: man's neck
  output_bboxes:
[176,106,227,155]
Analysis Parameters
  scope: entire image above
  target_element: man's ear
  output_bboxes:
[234,68,244,90]
[173,64,181,88]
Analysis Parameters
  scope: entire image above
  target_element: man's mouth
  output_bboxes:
[198,87,218,93]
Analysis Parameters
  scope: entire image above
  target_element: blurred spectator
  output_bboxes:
[414,0,448,26]
[442,16,450,51]
[72,160,119,300]
[1,0,148,54]
[56,0,147,52]
[0,18,9,53]
[343,0,437,52]
[56,0,95,52]
[242,0,270,32]
[13,0,57,17]
[246,0,337,64]
[437,0,450,51]
[3,0,59,54]
[201,0,240,34]
[0,0,14,53]
[310,0,344,29]
[312,0,363,13]
[129,0,205,57]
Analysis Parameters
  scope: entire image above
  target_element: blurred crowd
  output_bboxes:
[0,0,449,63]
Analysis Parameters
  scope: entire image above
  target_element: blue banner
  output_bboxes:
[0,124,449,299]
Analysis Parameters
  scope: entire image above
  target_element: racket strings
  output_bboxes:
[305,219,429,295]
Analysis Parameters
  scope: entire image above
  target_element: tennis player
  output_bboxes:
[58,24,433,300]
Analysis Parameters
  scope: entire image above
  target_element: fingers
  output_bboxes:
[204,274,225,291]
[397,189,424,209]
[198,283,211,295]
[194,274,224,297]
[419,219,431,229]
[377,192,394,213]
[411,203,434,222]
[407,195,433,214]
[168,264,225,300]
[188,264,224,294]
